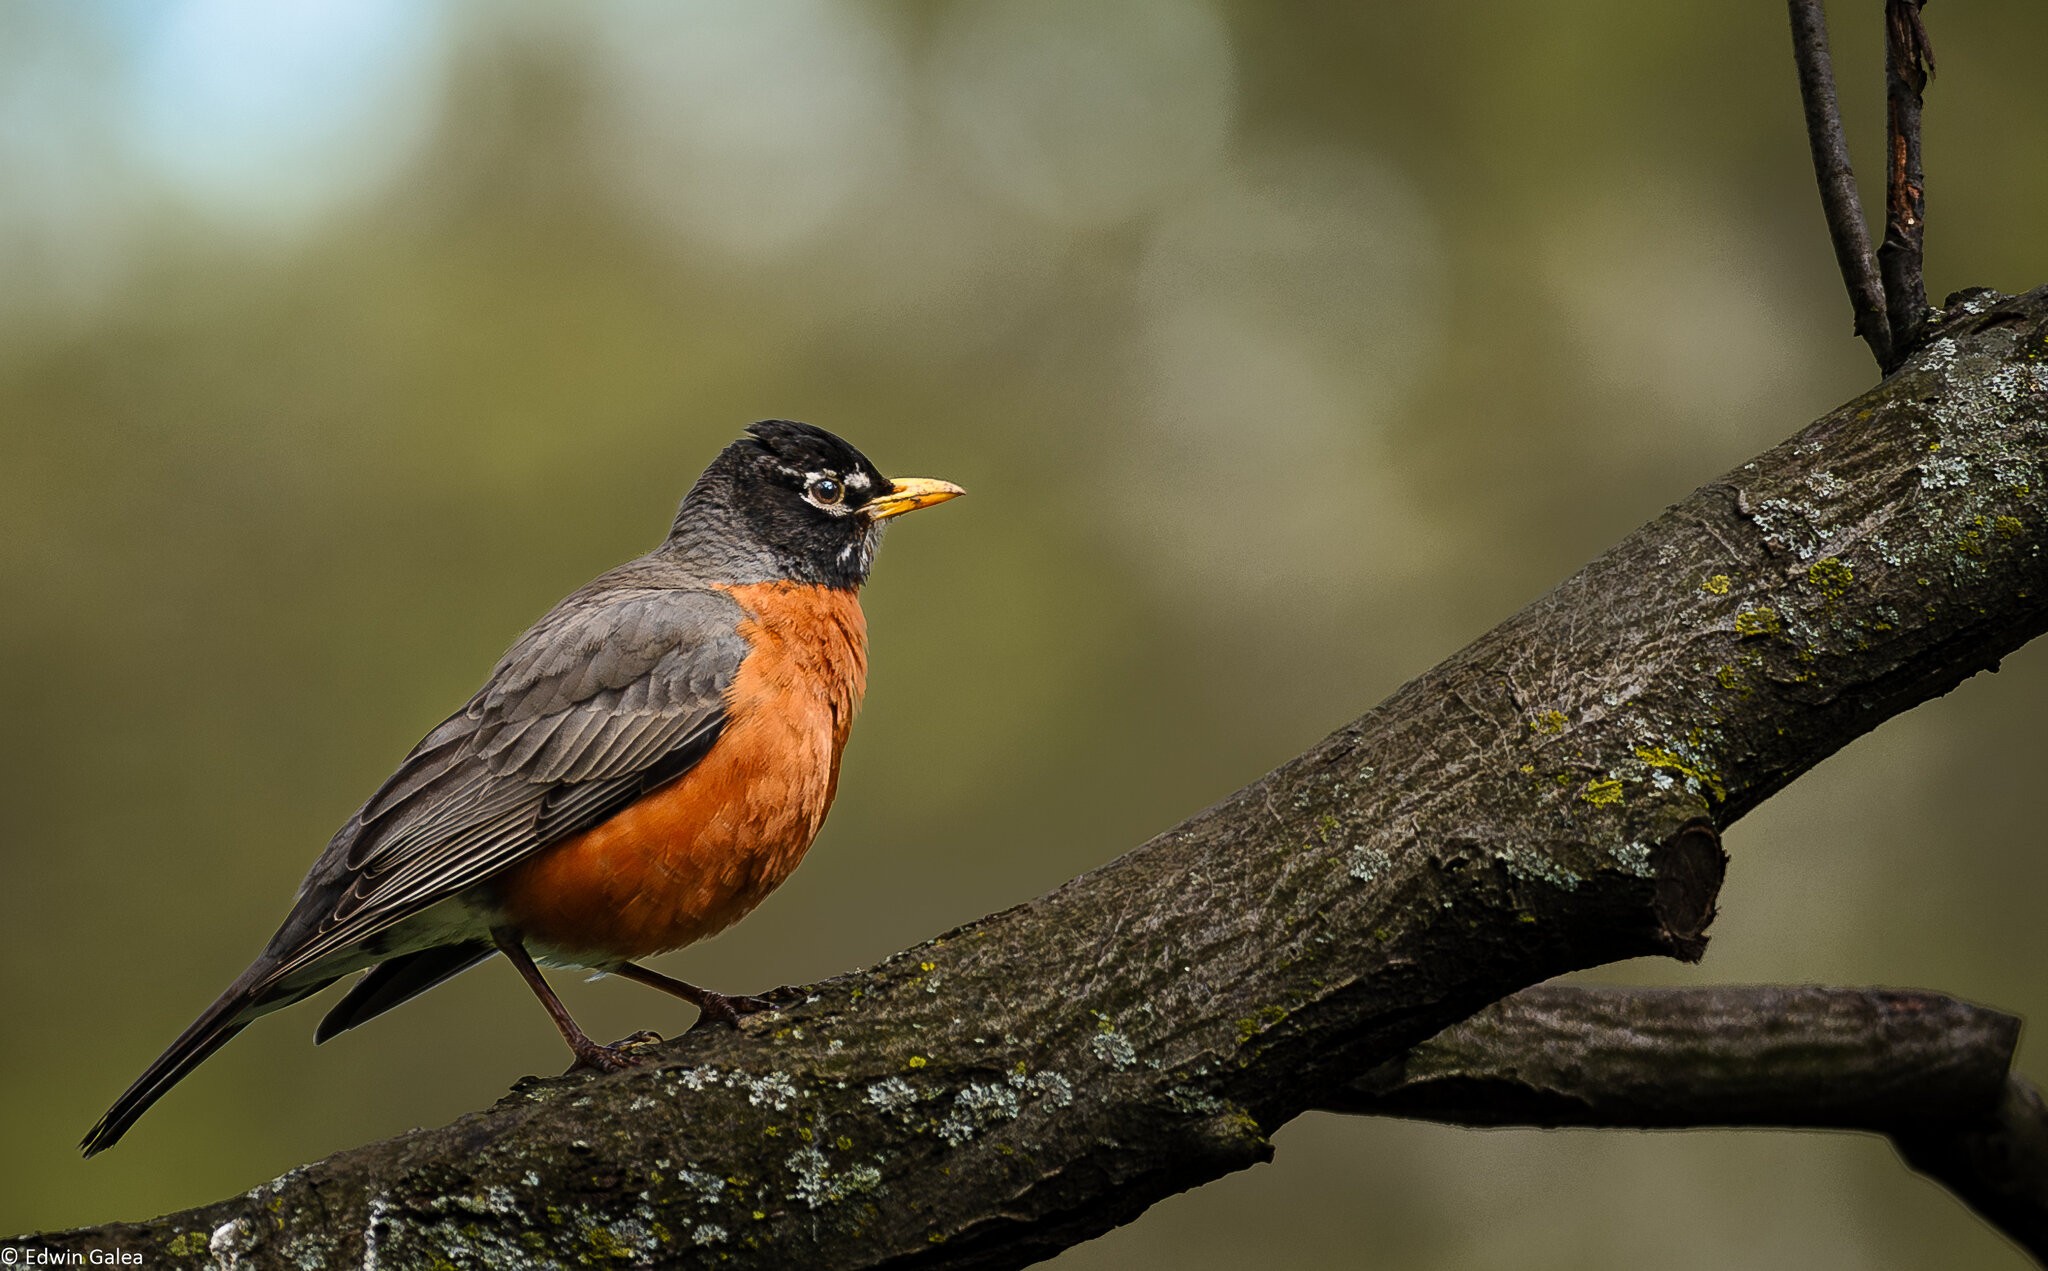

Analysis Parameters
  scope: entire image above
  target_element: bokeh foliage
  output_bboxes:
[4,2,2046,1266]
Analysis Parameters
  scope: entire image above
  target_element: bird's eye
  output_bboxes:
[808,476,844,506]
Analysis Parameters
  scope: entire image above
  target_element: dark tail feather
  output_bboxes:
[81,972,311,1157]
[315,943,494,1043]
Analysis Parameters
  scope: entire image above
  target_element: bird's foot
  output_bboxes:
[687,991,778,1031]
[566,1037,656,1074]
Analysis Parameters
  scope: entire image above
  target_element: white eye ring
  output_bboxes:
[807,476,845,506]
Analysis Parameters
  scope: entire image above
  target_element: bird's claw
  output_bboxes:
[687,991,778,1031]
[566,1041,654,1074]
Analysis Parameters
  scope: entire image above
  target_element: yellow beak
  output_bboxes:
[865,476,966,521]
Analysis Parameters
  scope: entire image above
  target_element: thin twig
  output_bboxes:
[1879,0,1936,361]
[1785,0,1892,372]
[1787,0,1891,372]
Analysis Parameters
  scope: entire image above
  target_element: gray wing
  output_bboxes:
[259,582,749,984]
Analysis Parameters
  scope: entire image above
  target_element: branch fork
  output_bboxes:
[1788,0,1938,373]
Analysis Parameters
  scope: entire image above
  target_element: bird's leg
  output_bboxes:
[491,929,648,1073]
[611,961,777,1029]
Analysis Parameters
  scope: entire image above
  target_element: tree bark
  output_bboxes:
[1880,0,1937,361]
[19,286,2048,1269]
[1334,984,2022,1131]
[1329,984,2048,1263]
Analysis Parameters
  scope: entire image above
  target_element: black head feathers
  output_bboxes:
[667,421,900,589]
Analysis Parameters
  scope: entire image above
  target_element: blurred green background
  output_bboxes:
[4,1,2047,1266]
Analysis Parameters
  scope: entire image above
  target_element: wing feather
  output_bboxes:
[265,582,748,981]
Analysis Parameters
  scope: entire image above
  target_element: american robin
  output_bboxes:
[82,420,963,1156]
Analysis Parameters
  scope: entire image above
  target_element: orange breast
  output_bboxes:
[497,581,867,962]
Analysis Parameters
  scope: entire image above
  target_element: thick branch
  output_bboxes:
[1787,0,1891,370]
[20,287,2048,1269]
[1332,984,2018,1130]
[1327,984,2048,1263]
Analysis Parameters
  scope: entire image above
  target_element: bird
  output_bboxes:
[81,420,963,1156]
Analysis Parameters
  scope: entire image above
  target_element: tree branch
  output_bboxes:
[1897,1075,2048,1266]
[19,286,2048,1268]
[1787,0,1891,371]
[1331,983,2018,1130]
[1326,984,2048,1263]
[1880,0,1937,360]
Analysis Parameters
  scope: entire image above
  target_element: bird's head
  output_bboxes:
[670,420,965,587]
